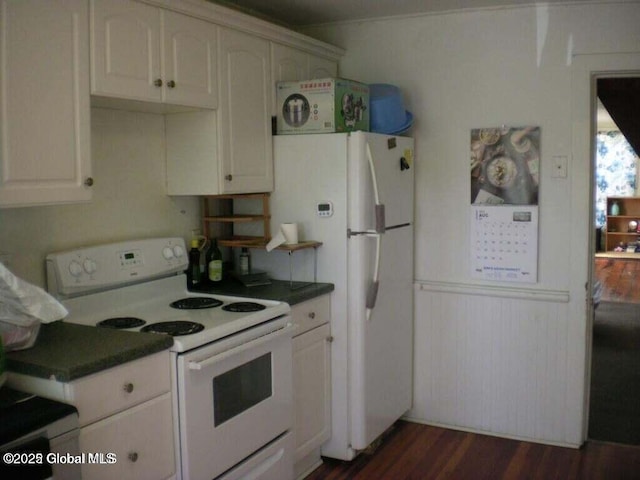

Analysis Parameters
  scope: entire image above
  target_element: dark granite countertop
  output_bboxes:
[191,278,334,305]
[6,322,173,382]
[4,279,331,383]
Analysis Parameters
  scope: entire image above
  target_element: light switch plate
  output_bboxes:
[551,155,568,178]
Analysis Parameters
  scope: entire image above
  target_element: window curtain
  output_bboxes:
[595,131,638,228]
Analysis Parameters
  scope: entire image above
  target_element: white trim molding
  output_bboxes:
[415,280,570,303]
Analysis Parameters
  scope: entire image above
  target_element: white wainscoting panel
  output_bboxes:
[408,282,576,446]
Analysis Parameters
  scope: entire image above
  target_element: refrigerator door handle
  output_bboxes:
[375,205,386,234]
[366,233,382,320]
[366,142,386,234]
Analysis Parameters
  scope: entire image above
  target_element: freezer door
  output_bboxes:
[348,224,413,450]
[348,132,414,232]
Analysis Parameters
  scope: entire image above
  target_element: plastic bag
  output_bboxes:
[0,262,68,351]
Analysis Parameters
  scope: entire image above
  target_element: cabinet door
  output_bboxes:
[218,27,273,193]
[291,294,331,336]
[0,0,92,207]
[308,54,338,79]
[69,350,171,426]
[271,43,308,115]
[80,393,175,480]
[293,323,332,462]
[162,11,217,109]
[91,0,162,102]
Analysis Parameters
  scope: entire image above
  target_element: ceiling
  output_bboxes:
[209,0,607,27]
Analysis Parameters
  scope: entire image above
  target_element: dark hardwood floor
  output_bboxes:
[305,258,640,479]
[594,257,640,304]
[306,421,640,480]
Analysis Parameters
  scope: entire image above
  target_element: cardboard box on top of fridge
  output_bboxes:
[276,78,370,134]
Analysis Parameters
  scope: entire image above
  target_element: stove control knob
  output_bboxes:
[68,260,83,278]
[83,259,97,274]
[172,245,185,258]
[162,247,174,260]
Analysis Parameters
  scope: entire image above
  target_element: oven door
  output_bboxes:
[177,317,294,480]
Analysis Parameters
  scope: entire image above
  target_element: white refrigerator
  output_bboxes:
[255,131,414,461]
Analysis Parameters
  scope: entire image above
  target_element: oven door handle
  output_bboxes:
[188,323,295,371]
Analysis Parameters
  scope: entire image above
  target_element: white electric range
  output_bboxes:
[46,237,295,480]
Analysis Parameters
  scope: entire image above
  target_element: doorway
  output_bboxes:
[589,76,640,445]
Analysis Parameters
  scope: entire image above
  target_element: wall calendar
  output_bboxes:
[470,126,540,283]
[470,205,538,283]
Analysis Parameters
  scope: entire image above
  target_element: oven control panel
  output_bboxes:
[46,237,189,298]
[118,249,144,269]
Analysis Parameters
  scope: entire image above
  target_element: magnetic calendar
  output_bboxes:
[470,205,538,283]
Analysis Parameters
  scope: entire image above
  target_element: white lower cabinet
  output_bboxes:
[7,351,175,480]
[291,295,332,478]
[80,393,174,480]
[73,352,175,480]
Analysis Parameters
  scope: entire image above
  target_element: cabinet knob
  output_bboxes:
[167,80,176,89]
[128,452,139,463]
[326,335,334,343]
[225,174,233,181]
[154,78,163,87]
[84,177,94,187]
[308,312,316,319]
[123,382,134,393]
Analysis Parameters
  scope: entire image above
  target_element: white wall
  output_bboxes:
[304,2,640,446]
[0,108,201,287]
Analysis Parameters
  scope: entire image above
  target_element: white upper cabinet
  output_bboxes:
[218,27,273,193]
[91,0,161,102]
[271,43,338,116]
[0,0,92,208]
[308,54,338,79]
[271,43,308,83]
[166,27,274,195]
[163,10,217,109]
[91,0,217,109]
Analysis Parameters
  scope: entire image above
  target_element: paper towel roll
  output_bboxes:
[281,223,298,244]
[266,230,286,252]
[266,223,299,252]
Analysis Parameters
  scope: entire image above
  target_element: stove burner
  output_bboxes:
[141,321,205,336]
[97,317,146,329]
[222,302,267,313]
[170,297,223,310]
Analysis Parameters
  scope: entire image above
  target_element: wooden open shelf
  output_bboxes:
[202,193,272,246]
[204,214,267,223]
[605,196,640,252]
[203,193,322,253]
[218,238,322,251]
